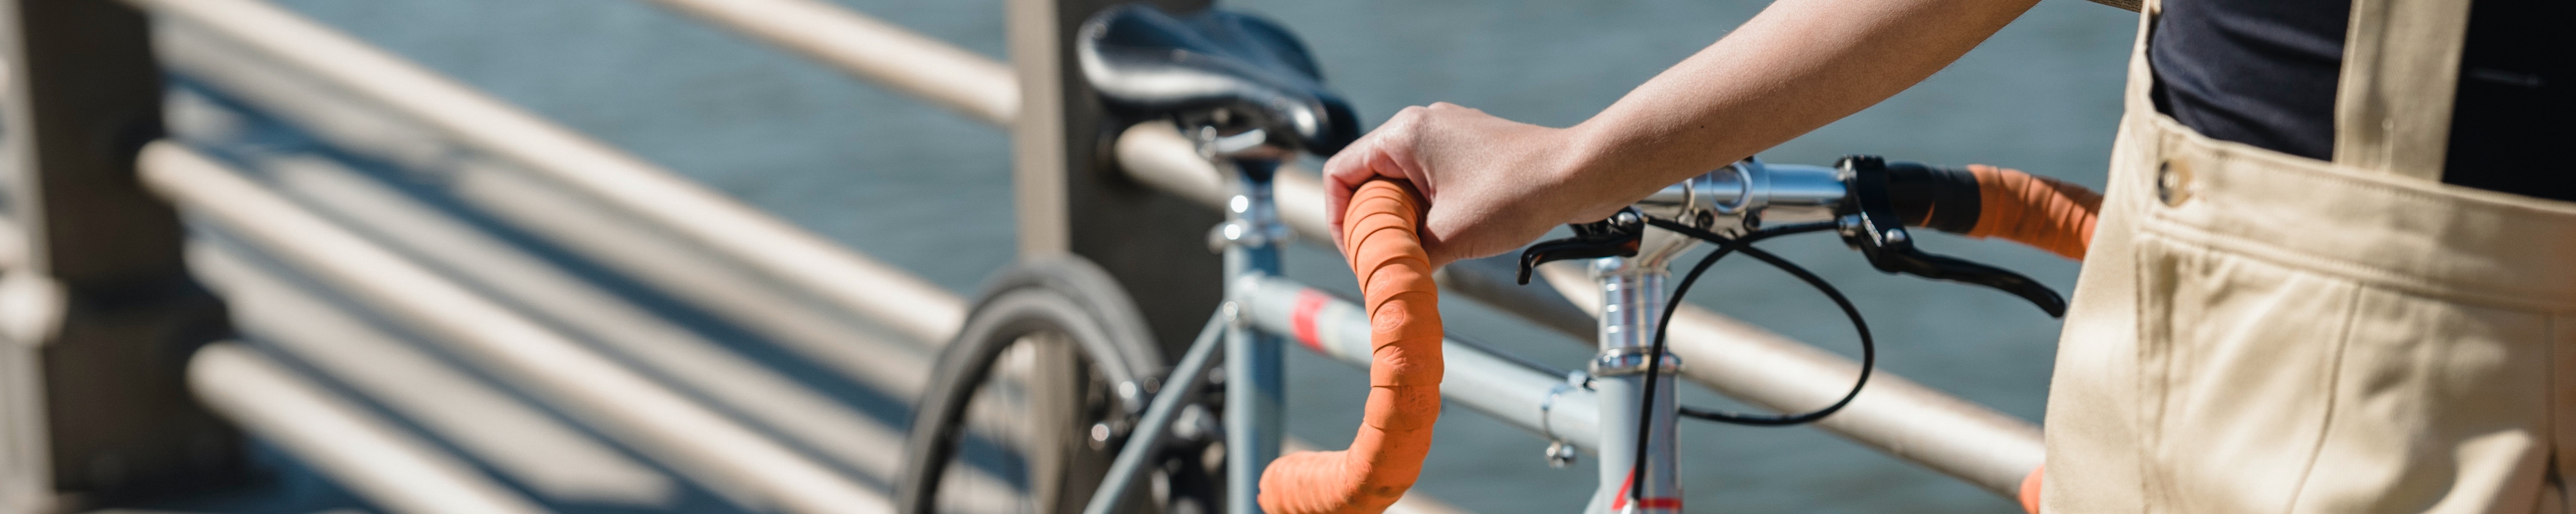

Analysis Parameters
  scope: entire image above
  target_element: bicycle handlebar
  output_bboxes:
[1258,179,1443,514]
[1639,159,2101,261]
[1521,156,2093,317]
[1251,162,2086,513]
[1955,164,2101,260]
[1885,162,2102,259]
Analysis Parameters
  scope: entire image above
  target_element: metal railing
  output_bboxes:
[141,142,890,514]
[189,239,677,506]
[244,155,912,488]
[647,0,1019,125]
[187,343,556,514]
[123,2,1477,513]
[643,0,2045,498]
[130,0,966,346]
[153,0,949,392]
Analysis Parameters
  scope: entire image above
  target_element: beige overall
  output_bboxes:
[2038,0,2576,511]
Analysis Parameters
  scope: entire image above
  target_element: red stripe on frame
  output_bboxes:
[1290,290,1329,352]
[1609,471,1683,511]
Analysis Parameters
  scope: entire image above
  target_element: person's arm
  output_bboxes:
[1323,0,2044,267]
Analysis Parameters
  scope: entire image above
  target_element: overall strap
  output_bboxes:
[2332,0,2476,180]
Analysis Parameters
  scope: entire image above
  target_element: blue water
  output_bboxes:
[252,1,2138,512]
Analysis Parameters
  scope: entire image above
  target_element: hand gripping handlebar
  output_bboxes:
[1257,179,1443,514]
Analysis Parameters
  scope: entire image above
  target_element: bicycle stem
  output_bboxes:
[1588,257,1685,514]
[1566,159,1842,514]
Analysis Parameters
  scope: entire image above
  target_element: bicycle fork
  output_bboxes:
[1588,258,1683,514]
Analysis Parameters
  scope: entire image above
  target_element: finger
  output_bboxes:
[1320,134,1374,249]
[1322,109,1422,250]
[1321,140,1380,251]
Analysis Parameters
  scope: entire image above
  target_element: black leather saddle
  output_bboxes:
[1077,4,1359,156]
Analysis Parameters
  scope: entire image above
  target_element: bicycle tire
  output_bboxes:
[899,256,1179,514]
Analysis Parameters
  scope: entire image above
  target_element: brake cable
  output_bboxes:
[1511,156,2070,507]
[1639,218,1872,425]
[1625,217,1876,505]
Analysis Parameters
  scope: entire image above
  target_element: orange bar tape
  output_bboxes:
[1257,179,1443,514]
[2020,465,2044,514]
[1962,164,2102,260]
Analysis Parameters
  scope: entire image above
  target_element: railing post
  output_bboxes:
[0,0,240,511]
[1007,0,1216,357]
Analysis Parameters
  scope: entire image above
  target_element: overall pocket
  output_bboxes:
[2133,231,2360,514]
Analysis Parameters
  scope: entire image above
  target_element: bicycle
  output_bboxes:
[897,5,2081,514]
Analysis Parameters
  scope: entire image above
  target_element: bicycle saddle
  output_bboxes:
[1077,4,1359,156]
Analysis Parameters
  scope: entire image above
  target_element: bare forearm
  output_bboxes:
[1318,0,2039,265]
[1557,0,2042,215]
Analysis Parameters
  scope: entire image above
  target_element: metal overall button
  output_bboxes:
[2156,158,2193,207]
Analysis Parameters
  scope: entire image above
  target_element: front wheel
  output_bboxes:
[898,256,1219,514]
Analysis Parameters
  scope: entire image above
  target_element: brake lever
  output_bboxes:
[1838,156,2068,317]
[1846,225,2070,317]
[1515,209,1645,285]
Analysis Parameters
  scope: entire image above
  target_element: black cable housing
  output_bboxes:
[1623,219,1875,504]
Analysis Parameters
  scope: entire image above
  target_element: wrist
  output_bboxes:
[1549,121,1647,221]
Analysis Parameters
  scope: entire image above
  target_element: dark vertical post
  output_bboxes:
[1007,0,1216,359]
[0,0,240,510]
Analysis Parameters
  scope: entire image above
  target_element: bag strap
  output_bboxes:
[2332,0,2477,180]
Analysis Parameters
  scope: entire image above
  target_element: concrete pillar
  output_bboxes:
[1007,0,1218,359]
[0,0,240,511]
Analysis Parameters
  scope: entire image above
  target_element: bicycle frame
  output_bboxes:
[1078,124,1714,514]
[1219,154,1288,514]
[1587,258,1683,514]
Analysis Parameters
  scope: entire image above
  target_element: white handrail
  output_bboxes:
[0,217,23,271]
[142,143,889,514]
[189,343,555,514]
[260,155,922,480]
[196,244,678,505]
[646,0,1016,125]
[126,0,964,345]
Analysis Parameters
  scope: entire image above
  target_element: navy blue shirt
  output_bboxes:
[2148,0,2573,201]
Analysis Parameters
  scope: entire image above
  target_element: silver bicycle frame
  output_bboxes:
[1080,126,1293,514]
[1080,138,1853,514]
[1218,153,1287,514]
[1585,257,1682,514]
[1578,158,1846,514]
